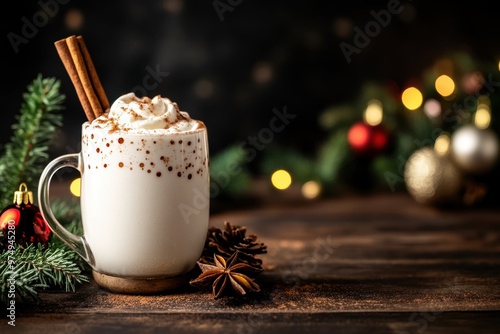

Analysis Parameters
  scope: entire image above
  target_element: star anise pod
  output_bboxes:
[201,221,267,271]
[190,251,262,299]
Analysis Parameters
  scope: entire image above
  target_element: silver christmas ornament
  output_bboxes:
[451,124,499,174]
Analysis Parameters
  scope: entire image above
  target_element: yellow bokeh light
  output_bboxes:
[474,105,491,129]
[271,169,292,190]
[301,181,321,199]
[363,99,383,126]
[401,87,423,110]
[434,133,450,156]
[70,177,81,197]
[435,75,455,97]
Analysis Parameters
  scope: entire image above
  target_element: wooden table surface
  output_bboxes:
[3,193,500,333]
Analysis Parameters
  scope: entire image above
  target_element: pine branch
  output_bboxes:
[0,74,65,209]
[50,198,89,270]
[1,243,89,305]
[50,198,84,240]
[315,129,350,186]
[210,145,251,196]
[1,262,47,303]
[259,144,316,183]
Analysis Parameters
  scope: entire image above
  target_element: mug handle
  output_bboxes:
[37,153,94,267]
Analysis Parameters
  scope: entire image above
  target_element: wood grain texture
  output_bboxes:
[3,193,500,333]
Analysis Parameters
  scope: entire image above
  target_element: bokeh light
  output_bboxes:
[462,71,484,94]
[301,181,321,199]
[475,95,491,129]
[332,17,353,38]
[435,75,455,97]
[452,125,478,159]
[423,98,441,118]
[70,178,81,197]
[474,105,491,129]
[64,9,84,31]
[193,79,215,98]
[434,133,451,156]
[163,0,183,14]
[364,99,383,126]
[348,123,370,150]
[252,62,273,84]
[401,87,423,110]
[372,129,388,150]
[271,169,292,190]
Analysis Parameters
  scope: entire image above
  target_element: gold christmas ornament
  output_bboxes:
[451,124,499,174]
[404,147,463,205]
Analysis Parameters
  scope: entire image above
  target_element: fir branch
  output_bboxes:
[260,144,316,183]
[0,74,65,209]
[50,198,89,270]
[0,243,89,305]
[1,262,47,303]
[210,145,251,196]
[51,198,84,239]
[315,129,350,186]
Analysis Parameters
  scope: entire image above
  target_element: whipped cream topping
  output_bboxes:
[91,93,204,133]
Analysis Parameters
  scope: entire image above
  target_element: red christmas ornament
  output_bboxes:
[347,121,389,154]
[0,183,52,250]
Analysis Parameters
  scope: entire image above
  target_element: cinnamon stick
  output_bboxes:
[54,35,109,122]
[66,35,102,119]
[54,38,95,122]
[76,35,110,112]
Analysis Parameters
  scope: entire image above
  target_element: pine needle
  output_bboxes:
[0,75,90,305]
[0,243,89,304]
[0,74,65,209]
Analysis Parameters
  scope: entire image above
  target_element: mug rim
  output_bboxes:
[82,121,207,137]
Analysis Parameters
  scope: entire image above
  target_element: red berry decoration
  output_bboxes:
[0,183,52,250]
[347,121,389,155]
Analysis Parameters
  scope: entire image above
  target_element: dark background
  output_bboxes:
[2,0,499,166]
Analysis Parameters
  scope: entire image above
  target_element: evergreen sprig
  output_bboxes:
[0,74,90,304]
[0,243,89,304]
[0,74,65,209]
[259,144,317,184]
[210,144,251,197]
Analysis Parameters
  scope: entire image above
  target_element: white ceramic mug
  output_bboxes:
[38,122,210,294]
